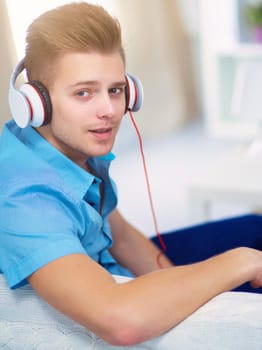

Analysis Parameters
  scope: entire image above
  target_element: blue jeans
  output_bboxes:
[151,214,262,294]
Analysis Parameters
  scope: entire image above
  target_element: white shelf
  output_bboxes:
[200,0,262,141]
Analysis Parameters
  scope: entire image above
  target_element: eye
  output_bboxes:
[109,87,124,95]
[76,90,90,98]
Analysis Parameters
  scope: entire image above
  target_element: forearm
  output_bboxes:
[109,211,173,274]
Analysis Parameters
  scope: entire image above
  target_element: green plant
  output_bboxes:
[246,3,262,27]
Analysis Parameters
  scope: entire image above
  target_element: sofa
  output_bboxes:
[0,274,262,349]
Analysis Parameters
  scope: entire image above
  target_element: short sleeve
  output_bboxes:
[0,179,86,289]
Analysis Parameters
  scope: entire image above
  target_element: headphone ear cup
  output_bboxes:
[8,59,52,128]
[8,59,32,128]
[20,81,52,127]
[8,83,32,129]
[125,74,144,113]
[29,81,52,126]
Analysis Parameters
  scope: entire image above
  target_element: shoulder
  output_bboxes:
[0,120,66,193]
[0,121,54,179]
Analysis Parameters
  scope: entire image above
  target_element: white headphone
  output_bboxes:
[9,58,144,128]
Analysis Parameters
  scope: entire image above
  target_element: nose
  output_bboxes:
[96,92,114,119]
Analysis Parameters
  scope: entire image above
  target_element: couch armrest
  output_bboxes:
[0,274,261,349]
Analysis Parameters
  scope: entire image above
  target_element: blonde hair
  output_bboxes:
[24,2,125,88]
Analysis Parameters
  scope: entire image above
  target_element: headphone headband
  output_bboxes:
[10,58,25,87]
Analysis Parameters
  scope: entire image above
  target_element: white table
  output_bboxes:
[187,144,262,222]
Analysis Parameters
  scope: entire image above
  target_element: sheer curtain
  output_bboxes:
[113,0,199,137]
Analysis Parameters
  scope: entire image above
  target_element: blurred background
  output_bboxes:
[2,0,262,236]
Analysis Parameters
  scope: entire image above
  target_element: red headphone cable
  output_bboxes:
[129,111,167,268]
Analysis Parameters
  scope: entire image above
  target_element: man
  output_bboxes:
[0,2,262,346]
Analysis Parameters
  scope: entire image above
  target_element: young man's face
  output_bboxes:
[38,51,126,168]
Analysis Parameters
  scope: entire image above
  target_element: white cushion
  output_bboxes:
[0,274,262,349]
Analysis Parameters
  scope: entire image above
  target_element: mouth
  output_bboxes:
[90,127,112,134]
[89,127,113,140]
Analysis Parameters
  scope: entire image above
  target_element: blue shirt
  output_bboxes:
[0,120,132,289]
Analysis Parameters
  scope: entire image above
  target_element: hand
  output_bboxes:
[246,248,262,289]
